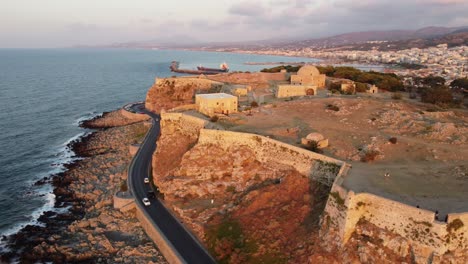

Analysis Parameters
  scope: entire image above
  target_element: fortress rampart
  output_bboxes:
[159,112,347,185]
[158,111,468,262]
[160,112,208,137]
[154,76,224,90]
[198,129,345,183]
[323,170,468,261]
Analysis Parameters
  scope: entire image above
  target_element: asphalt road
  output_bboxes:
[128,105,216,264]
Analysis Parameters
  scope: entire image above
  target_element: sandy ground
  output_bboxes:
[219,93,468,217]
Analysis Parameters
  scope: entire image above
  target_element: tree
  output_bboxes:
[355,82,368,93]
[421,86,453,105]
[333,66,362,80]
[317,65,335,76]
[422,75,445,87]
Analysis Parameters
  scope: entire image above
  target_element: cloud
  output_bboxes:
[66,23,102,33]
[228,1,267,16]
[221,0,468,40]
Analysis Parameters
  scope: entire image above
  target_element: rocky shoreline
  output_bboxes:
[1,109,166,264]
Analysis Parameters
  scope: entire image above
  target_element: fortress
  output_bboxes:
[143,74,468,263]
[157,110,468,263]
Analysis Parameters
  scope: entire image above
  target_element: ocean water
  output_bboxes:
[0,49,319,240]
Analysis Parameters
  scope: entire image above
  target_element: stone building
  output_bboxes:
[290,65,326,88]
[301,132,329,148]
[275,84,317,98]
[195,93,238,116]
[367,84,378,94]
[221,84,250,97]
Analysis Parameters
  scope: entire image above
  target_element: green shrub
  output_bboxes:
[447,219,464,233]
[303,140,322,153]
[326,104,340,111]
[421,86,453,105]
[361,149,380,162]
[355,82,368,93]
[120,180,128,192]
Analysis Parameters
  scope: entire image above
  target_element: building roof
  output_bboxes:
[196,93,236,99]
[306,132,325,142]
[297,65,321,77]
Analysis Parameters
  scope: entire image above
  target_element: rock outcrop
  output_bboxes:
[145,77,223,112]
[1,111,166,264]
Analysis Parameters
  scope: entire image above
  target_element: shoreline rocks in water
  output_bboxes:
[1,109,166,264]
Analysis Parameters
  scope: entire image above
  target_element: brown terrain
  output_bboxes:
[1,110,166,263]
[152,117,334,263]
[148,74,468,263]
[221,94,468,217]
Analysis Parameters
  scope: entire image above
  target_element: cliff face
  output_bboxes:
[145,77,223,113]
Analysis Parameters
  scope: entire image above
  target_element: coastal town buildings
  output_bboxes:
[233,45,468,82]
[195,93,238,116]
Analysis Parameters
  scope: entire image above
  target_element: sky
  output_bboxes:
[1,0,467,48]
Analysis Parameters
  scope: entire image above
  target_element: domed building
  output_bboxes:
[301,132,329,149]
[274,65,326,98]
[290,65,326,88]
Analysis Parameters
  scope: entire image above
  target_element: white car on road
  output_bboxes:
[144,177,149,184]
[142,197,151,206]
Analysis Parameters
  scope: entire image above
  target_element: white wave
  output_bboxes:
[73,111,103,126]
[0,131,90,246]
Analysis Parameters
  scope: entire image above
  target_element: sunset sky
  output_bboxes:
[1,0,467,48]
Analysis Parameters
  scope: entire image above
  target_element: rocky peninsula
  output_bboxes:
[0,110,166,263]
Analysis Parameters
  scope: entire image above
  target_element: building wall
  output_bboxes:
[195,96,238,116]
[160,112,208,138]
[367,85,379,94]
[135,206,185,264]
[276,84,317,98]
[291,74,326,88]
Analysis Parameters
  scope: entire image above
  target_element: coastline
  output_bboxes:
[0,109,166,263]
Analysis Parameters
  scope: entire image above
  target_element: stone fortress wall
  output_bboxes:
[197,129,346,182]
[158,111,468,262]
[160,112,348,183]
[155,76,224,90]
[324,170,468,261]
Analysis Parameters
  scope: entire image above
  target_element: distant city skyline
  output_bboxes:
[1,0,467,48]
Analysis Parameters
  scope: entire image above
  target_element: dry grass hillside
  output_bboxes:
[221,96,468,217]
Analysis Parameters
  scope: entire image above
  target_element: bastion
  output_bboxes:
[157,110,468,263]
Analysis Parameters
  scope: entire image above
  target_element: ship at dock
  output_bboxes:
[170,61,229,75]
[197,62,229,73]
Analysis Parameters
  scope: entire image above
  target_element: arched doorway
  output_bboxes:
[306,88,315,95]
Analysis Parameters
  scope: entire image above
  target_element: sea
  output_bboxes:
[0,48,321,244]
